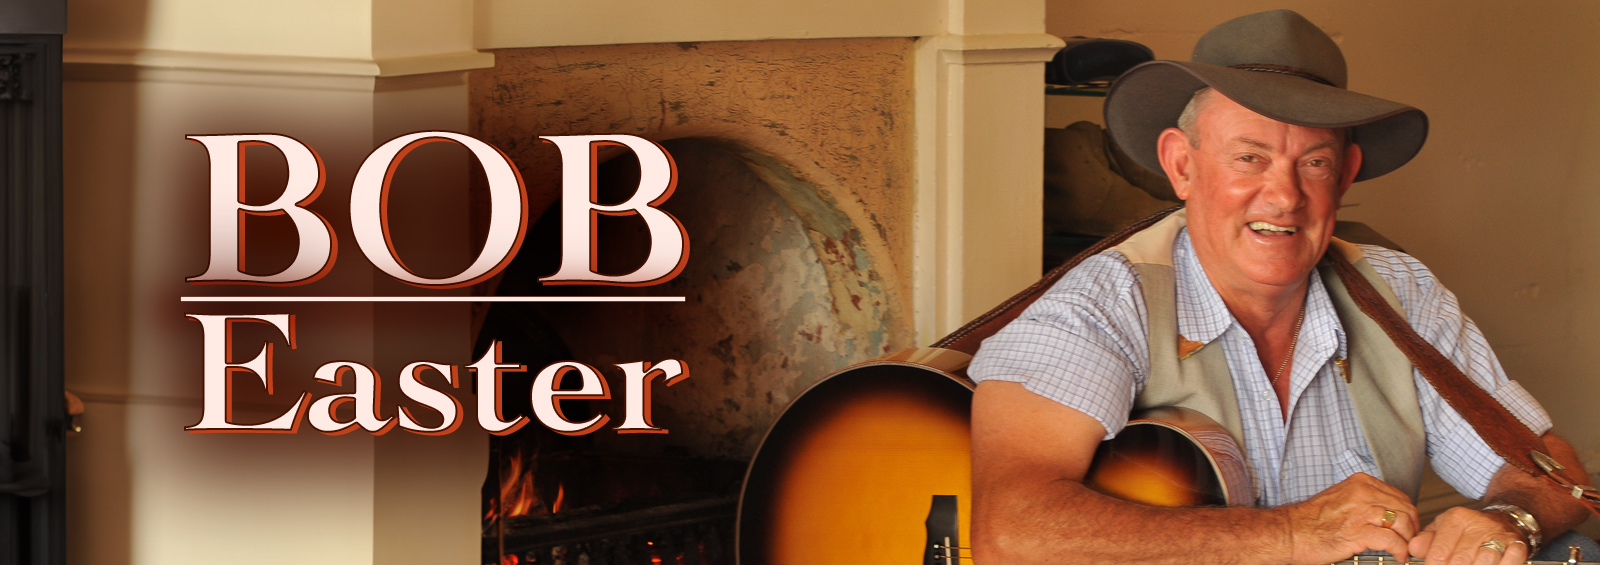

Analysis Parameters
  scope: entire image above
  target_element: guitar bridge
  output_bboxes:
[932,543,973,562]
[925,495,971,564]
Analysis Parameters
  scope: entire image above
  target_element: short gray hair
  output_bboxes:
[1175,87,1214,149]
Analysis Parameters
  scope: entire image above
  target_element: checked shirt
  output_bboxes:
[969,228,1550,506]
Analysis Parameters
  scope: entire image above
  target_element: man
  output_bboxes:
[968,10,1595,565]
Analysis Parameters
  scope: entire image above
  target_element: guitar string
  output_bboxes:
[1334,560,1593,565]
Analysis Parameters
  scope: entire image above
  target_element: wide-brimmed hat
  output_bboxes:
[1103,10,1427,182]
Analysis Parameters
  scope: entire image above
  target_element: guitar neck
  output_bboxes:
[1334,559,1595,565]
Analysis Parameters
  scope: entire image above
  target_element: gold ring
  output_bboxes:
[1481,539,1506,554]
[1380,509,1396,529]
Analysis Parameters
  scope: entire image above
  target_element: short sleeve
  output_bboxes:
[1360,245,1553,498]
[967,252,1152,439]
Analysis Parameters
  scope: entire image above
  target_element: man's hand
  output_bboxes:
[1409,507,1527,565]
[1284,472,1421,564]
[1410,432,1592,565]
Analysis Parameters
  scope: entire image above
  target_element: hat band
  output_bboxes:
[1228,63,1336,88]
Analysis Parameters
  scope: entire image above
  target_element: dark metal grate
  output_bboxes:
[0,33,64,565]
[487,498,735,565]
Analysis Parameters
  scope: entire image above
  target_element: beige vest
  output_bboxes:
[1109,210,1427,501]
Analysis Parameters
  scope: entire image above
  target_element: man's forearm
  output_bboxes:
[969,382,1298,565]
[970,381,1418,565]
[1480,432,1593,542]
[973,477,1292,565]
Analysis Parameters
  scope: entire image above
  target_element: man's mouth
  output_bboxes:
[1248,221,1297,236]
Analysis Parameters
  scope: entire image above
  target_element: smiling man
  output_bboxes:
[967,10,1595,565]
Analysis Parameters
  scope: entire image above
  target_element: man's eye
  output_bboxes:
[1305,158,1328,167]
[1239,155,1260,163]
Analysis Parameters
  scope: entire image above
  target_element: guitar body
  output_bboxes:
[737,348,1252,565]
[1087,405,1254,508]
[737,351,977,565]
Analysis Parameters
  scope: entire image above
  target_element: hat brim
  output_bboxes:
[1104,60,1428,182]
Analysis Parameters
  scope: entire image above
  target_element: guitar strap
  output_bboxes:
[934,207,1183,355]
[1326,251,1600,518]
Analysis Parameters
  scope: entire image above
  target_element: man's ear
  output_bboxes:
[1338,142,1364,198]
[1156,127,1193,200]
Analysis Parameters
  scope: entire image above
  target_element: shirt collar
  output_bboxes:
[1172,228,1348,365]
[1172,229,1232,345]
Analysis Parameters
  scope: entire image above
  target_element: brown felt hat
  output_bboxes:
[1104,10,1428,182]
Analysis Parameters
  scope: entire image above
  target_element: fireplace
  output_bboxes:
[467,39,920,564]
[482,448,743,565]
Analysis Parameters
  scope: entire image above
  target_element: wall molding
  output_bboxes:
[935,33,1065,65]
[376,51,494,77]
[62,47,493,89]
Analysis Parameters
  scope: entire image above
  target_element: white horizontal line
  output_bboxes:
[180,296,686,303]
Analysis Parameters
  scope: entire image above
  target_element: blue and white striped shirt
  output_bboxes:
[969,228,1550,506]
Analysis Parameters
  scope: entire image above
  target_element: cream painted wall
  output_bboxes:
[913,0,1062,338]
[65,0,489,77]
[63,1,490,563]
[475,0,945,49]
[64,73,387,564]
[72,0,372,59]
[950,0,1046,35]
[1046,0,1600,491]
[372,0,474,60]
[64,70,489,565]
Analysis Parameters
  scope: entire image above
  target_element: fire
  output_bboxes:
[484,448,544,523]
[551,483,565,514]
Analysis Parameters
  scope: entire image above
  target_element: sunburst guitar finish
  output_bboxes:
[737,348,1253,565]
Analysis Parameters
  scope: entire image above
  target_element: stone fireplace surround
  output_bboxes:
[469,38,918,564]
[471,37,918,456]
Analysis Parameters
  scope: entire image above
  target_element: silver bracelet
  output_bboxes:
[1482,503,1542,552]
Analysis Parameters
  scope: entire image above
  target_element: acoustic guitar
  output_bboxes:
[735,347,1596,565]
[736,347,1249,565]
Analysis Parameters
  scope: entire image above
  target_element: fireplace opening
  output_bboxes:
[476,137,884,565]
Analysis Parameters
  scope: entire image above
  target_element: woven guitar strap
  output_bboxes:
[935,206,1599,517]
[1325,251,1600,518]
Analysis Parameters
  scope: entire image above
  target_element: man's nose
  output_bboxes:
[1261,162,1304,212]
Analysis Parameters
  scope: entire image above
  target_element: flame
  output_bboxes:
[500,555,518,565]
[484,448,544,523]
[508,469,537,516]
[551,483,565,514]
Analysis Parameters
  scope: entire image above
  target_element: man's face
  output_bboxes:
[1158,92,1363,298]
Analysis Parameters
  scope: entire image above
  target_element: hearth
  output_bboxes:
[481,447,742,565]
